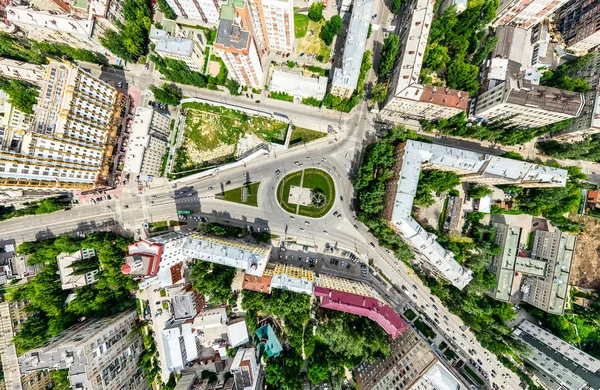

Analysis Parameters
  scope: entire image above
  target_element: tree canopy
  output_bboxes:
[308,2,324,22]
[537,136,600,162]
[414,169,461,207]
[150,83,182,105]
[156,0,177,19]
[100,0,152,62]
[468,184,493,199]
[320,15,342,46]
[377,35,399,77]
[0,78,39,114]
[190,261,236,305]
[540,54,593,92]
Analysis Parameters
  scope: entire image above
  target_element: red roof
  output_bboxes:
[121,263,132,274]
[313,286,408,339]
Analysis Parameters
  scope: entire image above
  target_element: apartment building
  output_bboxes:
[0,58,46,85]
[154,34,207,72]
[123,107,170,178]
[267,264,315,295]
[492,0,570,29]
[166,0,222,25]
[247,0,294,53]
[230,348,263,390]
[0,61,126,191]
[19,310,147,390]
[213,0,264,88]
[558,0,600,54]
[514,320,600,390]
[469,78,584,128]
[380,0,469,120]
[57,248,99,290]
[330,0,373,99]
[487,224,576,315]
[355,327,462,390]
[162,320,199,372]
[380,140,568,290]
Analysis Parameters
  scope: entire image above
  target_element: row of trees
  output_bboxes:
[9,233,138,353]
[320,15,342,46]
[151,55,228,90]
[0,197,69,222]
[537,136,600,162]
[0,33,104,65]
[422,111,574,146]
[150,84,183,106]
[323,50,372,112]
[378,35,400,77]
[540,54,592,92]
[100,0,152,62]
[421,1,499,94]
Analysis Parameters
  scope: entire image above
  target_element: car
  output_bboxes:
[225,180,231,185]
[151,195,157,199]
[340,196,343,201]
[337,214,342,219]
[299,228,304,232]
[323,230,328,234]
[412,284,418,290]
[306,156,310,160]
[327,168,332,173]
[255,100,261,103]
[321,157,327,162]
[432,304,438,311]
[208,186,213,190]
[123,205,129,209]
[333,211,338,216]
[443,315,449,321]
[305,221,310,226]
[290,215,295,219]
[275,169,281,174]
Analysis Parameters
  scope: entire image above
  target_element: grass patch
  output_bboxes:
[294,13,309,38]
[289,127,327,146]
[443,348,458,361]
[414,319,436,339]
[160,289,166,297]
[403,309,417,321]
[148,220,169,232]
[276,169,335,218]
[296,19,331,62]
[463,365,485,386]
[217,182,260,207]
[162,302,169,310]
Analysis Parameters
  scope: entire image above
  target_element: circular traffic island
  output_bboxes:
[276,168,336,218]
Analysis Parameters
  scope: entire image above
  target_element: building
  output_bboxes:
[255,324,282,359]
[381,140,568,289]
[513,320,600,390]
[19,310,146,390]
[269,71,327,100]
[314,274,408,339]
[173,373,199,390]
[123,107,170,178]
[437,0,467,14]
[330,0,373,99]
[558,0,600,54]
[6,6,108,56]
[213,0,264,88]
[0,58,46,85]
[57,248,99,290]
[171,284,205,321]
[492,0,570,29]
[230,348,263,390]
[380,0,469,120]
[0,61,126,191]
[247,0,294,53]
[162,320,199,372]
[181,234,271,277]
[469,78,584,128]
[488,223,576,315]
[227,319,249,348]
[242,273,272,293]
[267,264,315,295]
[154,34,207,72]
[166,0,222,25]
[355,327,462,390]
[0,300,53,390]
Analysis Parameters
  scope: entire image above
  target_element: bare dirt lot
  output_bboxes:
[570,215,600,289]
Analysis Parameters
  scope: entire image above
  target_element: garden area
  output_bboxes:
[289,127,327,146]
[294,13,309,38]
[216,182,261,207]
[295,17,331,62]
[276,168,335,218]
[414,318,436,339]
[173,102,288,172]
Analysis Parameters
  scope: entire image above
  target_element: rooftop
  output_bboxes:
[123,107,155,174]
[242,274,273,293]
[270,71,327,99]
[255,324,282,359]
[155,36,194,57]
[419,85,469,111]
[162,321,199,372]
[227,318,249,348]
[7,6,95,37]
[416,361,461,390]
[505,79,584,117]
[215,1,250,52]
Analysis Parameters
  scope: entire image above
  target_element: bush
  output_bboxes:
[302,97,322,107]
[150,84,182,105]
[320,15,342,46]
[0,78,39,114]
[270,91,294,102]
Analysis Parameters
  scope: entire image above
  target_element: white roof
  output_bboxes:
[411,361,460,390]
[227,320,249,348]
[0,58,46,85]
[270,272,314,295]
[192,307,227,329]
[269,71,327,99]
[7,6,95,37]
[487,57,509,81]
[155,36,194,57]
[477,195,492,213]
[162,322,199,372]
[150,26,169,42]
[123,107,154,174]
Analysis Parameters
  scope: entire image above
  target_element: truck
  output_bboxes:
[177,210,192,215]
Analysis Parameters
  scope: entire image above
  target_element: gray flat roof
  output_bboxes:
[216,19,250,51]
[155,36,194,57]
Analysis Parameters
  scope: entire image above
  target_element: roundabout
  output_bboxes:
[276,168,336,218]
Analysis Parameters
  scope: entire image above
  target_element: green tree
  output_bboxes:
[320,15,342,46]
[371,81,388,103]
[468,184,493,199]
[378,35,399,76]
[423,43,450,72]
[191,261,236,304]
[226,78,242,95]
[150,84,182,105]
[50,369,70,390]
[391,0,401,13]
[308,2,324,22]
[537,136,600,162]
[156,0,177,19]
[0,78,39,114]
[446,60,479,94]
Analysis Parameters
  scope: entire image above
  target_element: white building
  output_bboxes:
[231,348,262,390]
[213,0,264,88]
[269,71,327,100]
[19,310,146,390]
[248,0,294,53]
[470,78,584,128]
[0,61,127,191]
[381,0,469,120]
[381,140,568,289]
[330,0,373,99]
[268,264,315,295]
[0,58,46,85]
[123,107,170,178]
[57,248,99,290]
[154,34,207,72]
[162,321,199,372]
[166,0,222,25]
[492,0,570,29]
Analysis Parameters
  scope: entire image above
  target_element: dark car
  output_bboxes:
[255,100,261,103]
[225,180,231,185]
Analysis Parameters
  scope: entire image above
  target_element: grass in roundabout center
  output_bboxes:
[216,182,260,207]
[276,168,335,218]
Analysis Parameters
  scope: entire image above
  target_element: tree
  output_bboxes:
[191,261,236,304]
[320,15,342,46]
[540,54,593,93]
[468,184,493,199]
[308,2,324,22]
[391,0,401,13]
[446,60,479,94]
[537,136,600,162]
[423,43,450,72]
[378,35,399,76]
[156,0,177,19]
[226,78,241,95]
[50,369,70,390]
[150,84,182,105]
[371,81,388,103]
[0,78,39,114]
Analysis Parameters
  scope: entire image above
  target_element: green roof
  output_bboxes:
[256,325,282,359]
[73,0,88,9]
[220,0,235,20]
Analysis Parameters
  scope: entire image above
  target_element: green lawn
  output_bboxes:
[276,169,335,218]
[149,220,169,232]
[217,182,260,207]
[414,319,436,339]
[463,365,485,386]
[294,13,309,38]
[404,309,417,321]
[160,289,166,297]
[289,127,327,146]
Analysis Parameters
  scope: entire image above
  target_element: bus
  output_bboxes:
[177,210,192,215]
